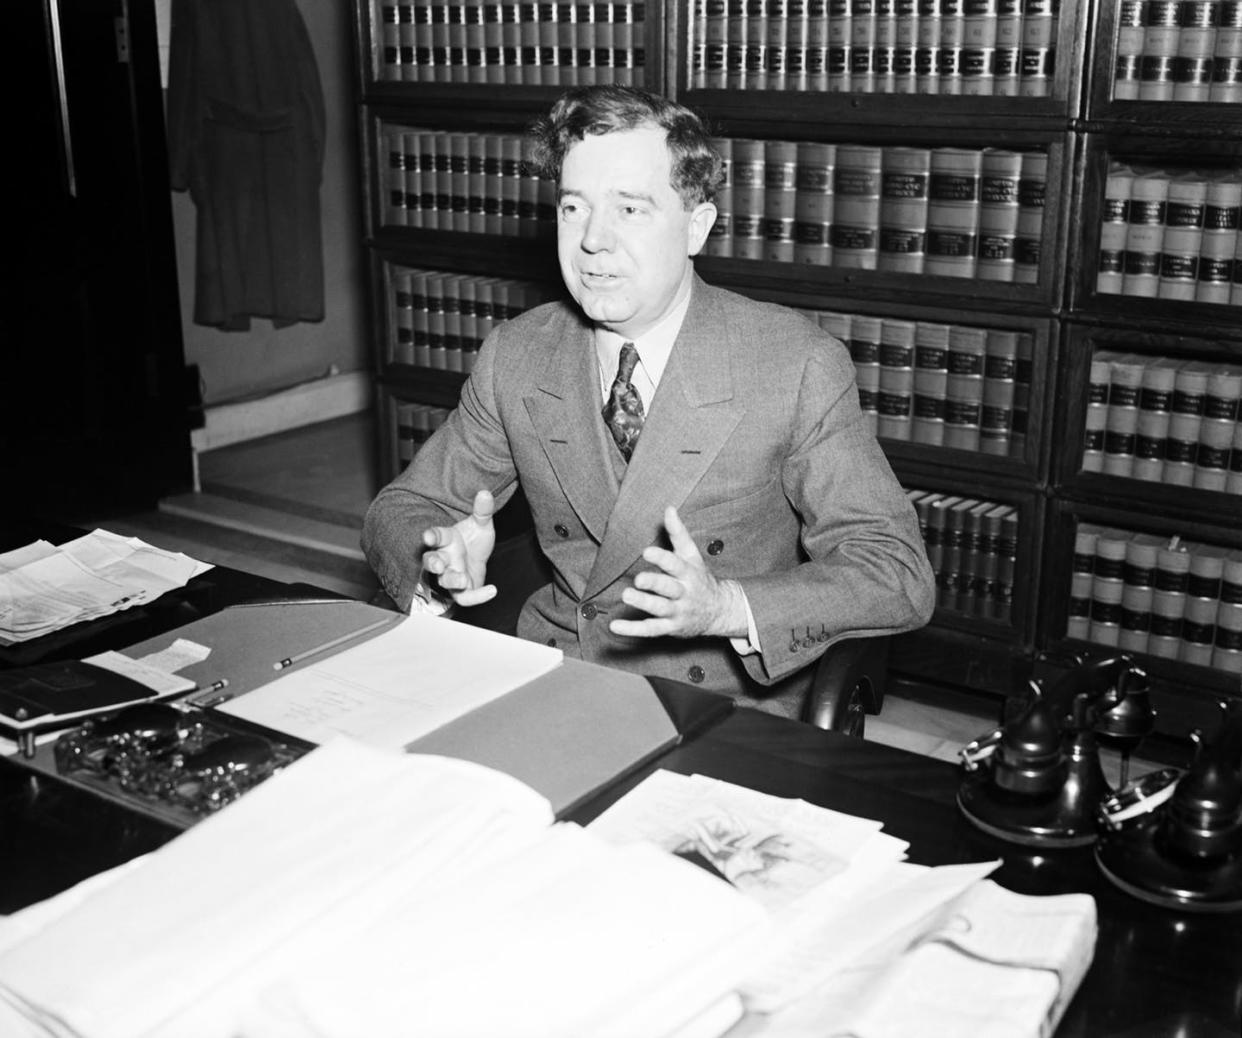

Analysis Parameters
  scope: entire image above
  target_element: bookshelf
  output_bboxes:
[350,0,1242,743]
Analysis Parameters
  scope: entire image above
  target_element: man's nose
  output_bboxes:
[580,209,615,252]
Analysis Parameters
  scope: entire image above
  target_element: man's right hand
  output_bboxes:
[420,489,498,607]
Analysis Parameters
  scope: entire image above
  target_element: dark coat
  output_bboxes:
[168,0,326,330]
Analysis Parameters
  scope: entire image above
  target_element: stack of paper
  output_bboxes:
[0,739,770,1038]
[0,531,213,645]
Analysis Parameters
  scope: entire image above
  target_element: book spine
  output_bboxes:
[915,0,941,93]
[976,148,1023,282]
[442,274,465,372]
[938,497,973,611]
[1018,0,1056,97]
[976,504,1005,619]
[960,0,997,96]
[383,128,407,227]
[767,0,791,90]
[943,324,985,450]
[448,132,471,232]
[699,0,726,87]
[425,274,448,369]
[992,504,1018,623]
[1081,350,1114,473]
[1165,361,1207,486]
[1194,364,1242,491]
[1149,540,1191,659]
[763,139,799,262]
[1197,175,1241,304]
[1122,171,1169,298]
[1066,523,1099,640]
[1133,357,1176,482]
[911,320,950,445]
[806,0,830,88]
[1013,150,1047,284]
[1112,0,1144,100]
[992,0,1021,95]
[1158,173,1207,301]
[938,0,966,97]
[877,146,931,274]
[482,0,504,83]
[1089,527,1131,648]
[794,141,836,265]
[392,268,416,365]
[457,277,479,373]
[831,144,883,269]
[401,0,424,81]
[466,134,487,234]
[827,0,851,91]
[500,135,523,236]
[850,314,883,435]
[381,0,403,79]
[1212,0,1242,103]
[1181,546,1225,665]
[745,0,770,89]
[892,0,919,92]
[877,318,917,441]
[1216,554,1242,672]
[706,138,734,258]
[873,0,898,93]
[924,494,960,598]
[850,0,879,94]
[924,147,983,279]
[980,328,1019,456]
[1097,162,1134,296]
[726,0,747,88]
[1171,0,1215,102]
[1102,353,1144,479]
[730,138,768,260]
[1010,330,1032,458]
[784,0,810,89]
[410,270,432,366]
[1118,533,1160,655]
[1139,0,1180,100]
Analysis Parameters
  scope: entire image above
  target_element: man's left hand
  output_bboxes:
[610,506,748,640]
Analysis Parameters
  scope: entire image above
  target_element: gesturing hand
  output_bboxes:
[610,506,748,640]
[420,489,498,607]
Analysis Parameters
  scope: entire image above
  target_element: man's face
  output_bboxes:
[556,126,716,340]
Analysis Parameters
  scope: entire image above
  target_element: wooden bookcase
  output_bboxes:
[350,0,1242,742]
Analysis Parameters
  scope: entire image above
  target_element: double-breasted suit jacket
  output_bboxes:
[363,276,935,713]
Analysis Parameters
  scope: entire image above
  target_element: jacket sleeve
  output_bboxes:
[735,333,936,686]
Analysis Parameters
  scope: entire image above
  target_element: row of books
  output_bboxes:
[392,401,454,470]
[907,489,1019,623]
[1083,350,1242,494]
[375,0,647,86]
[388,265,558,370]
[1068,524,1242,674]
[1097,162,1242,306]
[1113,0,1242,103]
[813,309,1032,456]
[381,126,555,237]
[706,139,1048,283]
[687,0,1060,96]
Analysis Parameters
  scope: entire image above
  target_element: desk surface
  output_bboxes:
[2,530,1240,1038]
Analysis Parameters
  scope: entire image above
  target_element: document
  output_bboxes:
[219,612,564,749]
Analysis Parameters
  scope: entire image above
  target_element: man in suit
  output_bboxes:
[363,85,934,716]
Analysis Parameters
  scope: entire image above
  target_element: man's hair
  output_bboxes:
[525,85,725,208]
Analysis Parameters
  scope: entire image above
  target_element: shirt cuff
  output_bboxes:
[411,581,452,617]
[728,584,763,657]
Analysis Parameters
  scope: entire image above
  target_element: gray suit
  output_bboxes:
[363,276,935,715]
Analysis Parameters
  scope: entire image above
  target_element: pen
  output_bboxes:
[187,679,232,708]
[273,617,394,671]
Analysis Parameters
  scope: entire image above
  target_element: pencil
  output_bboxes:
[273,617,394,671]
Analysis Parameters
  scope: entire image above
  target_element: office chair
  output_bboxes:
[800,634,890,738]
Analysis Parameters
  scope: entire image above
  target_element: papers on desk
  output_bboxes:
[0,531,213,645]
[218,612,564,750]
[0,738,768,1038]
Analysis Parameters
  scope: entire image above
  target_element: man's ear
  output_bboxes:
[687,201,718,257]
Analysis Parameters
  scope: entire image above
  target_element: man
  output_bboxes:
[363,85,934,716]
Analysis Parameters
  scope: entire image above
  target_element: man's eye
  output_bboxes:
[560,203,587,222]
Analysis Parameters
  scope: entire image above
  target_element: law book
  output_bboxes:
[765,0,791,90]
[1102,353,1144,479]
[463,0,488,81]
[980,328,1019,456]
[915,0,942,94]
[1158,172,1207,301]
[782,0,810,89]
[763,139,799,262]
[911,320,950,446]
[383,127,408,227]
[1133,356,1177,482]
[1196,174,1241,304]
[1097,162,1134,296]
[937,0,966,96]
[877,146,931,274]
[960,0,997,95]
[1170,0,1215,102]
[482,0,504,83]
[1065,523,1099,640]
[943,324,985,451]
[873,0,898,92]
[499,135,523,236]
[1121,170,1170,298]
[482,133,504,235]
[1117,533,1161,655]
[1139,0,1180,100]
[891,0,918,92]
[726,0,748,88]
[392,268,417,366]
[850,314,882,434]
[700,0,728,88]
[1088,527,1131,648]
[424,273,448,370]
[991,0,1022,95]
[849,0,879,93]
[446,132,469,231]
[1111,0,1144,99]
[399,0,423,81]
[1013,150,1047,284]
[920,493,959,602]
[831,144,883,269]
[572,0,596,85]
[380,0,403,78]
[1212,1,1242,103]
[706,137,734,258]
[745,0,771,89]
[975,149,1023,282]
[924,148,982,279]
[1234,225,1242,304]
[730,137,768,260]
[1009,331,1033,459]
[938,497,977,612]
[1017,0,1056,97]
[877,318,916,441]
[794,141,836,266]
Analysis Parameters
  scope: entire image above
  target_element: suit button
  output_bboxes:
[581,603,598,620]
[707,539,724,556]
[687,665,705,683]
[554,523,570,538]
[546,637,557,647]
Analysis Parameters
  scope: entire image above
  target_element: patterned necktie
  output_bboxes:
[602,341,645,462]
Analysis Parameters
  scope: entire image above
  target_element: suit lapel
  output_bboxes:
[523,326,618,543]
[585,282,745,598]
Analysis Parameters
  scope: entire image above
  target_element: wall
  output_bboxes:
[170,0,369,407]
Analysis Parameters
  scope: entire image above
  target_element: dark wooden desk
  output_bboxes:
[2,533,1239,1037]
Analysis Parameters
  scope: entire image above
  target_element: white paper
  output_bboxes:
[219,612,564,749]
[81,651,197,696]
[136,638,213,675]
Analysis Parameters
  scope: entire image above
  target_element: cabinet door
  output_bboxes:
[9,0,190,512]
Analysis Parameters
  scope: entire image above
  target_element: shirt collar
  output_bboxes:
[594,283,694,396]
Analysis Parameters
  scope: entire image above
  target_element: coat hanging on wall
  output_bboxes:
[167,0,326,331]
